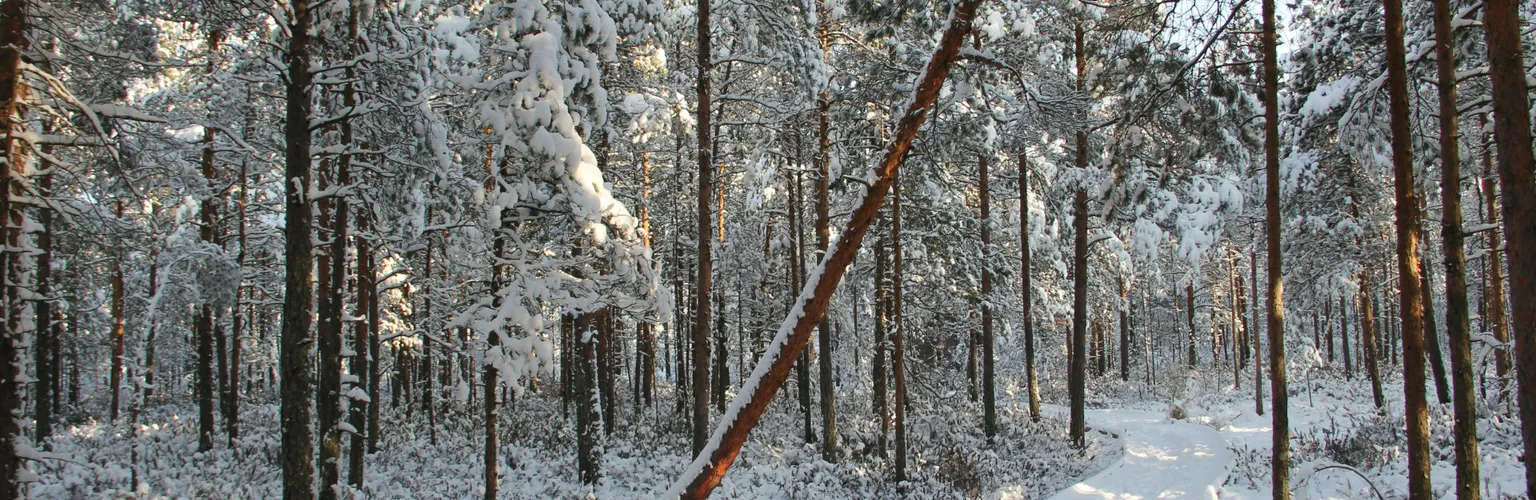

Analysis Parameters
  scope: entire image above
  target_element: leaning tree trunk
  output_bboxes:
[666,2,980,494]
[1418,235,1450,405]
[1362,282,1385,409]
[281,0,318,496]
[1432,0,1481,492]
[1481,0,1536,491]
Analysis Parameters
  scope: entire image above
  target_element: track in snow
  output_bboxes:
[1044,405,1234,500]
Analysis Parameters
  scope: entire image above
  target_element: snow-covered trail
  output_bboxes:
[1043,405,1234,500]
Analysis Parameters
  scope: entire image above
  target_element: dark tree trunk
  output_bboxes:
[980,155,996,438]
[0,0,24,493]
[1433,0,1481,490]
[1341,295,1352,378]
[1020,155,1040,421]
[1261,0,1290,491]
[281,0,318,495]
[577,310,604,484]
[1481,0,1536,490]
[1419,239,1450,405]
[111,202,127,423]
[1069,20,1089,449]
[33,162,53,444]
[692,0,714,456]
[873,232,888,457]
[815,7,839,459]
[1186,282,1197,367]
[1362,283,1385,409]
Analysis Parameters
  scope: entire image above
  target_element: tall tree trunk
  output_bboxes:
[1020,154,1039,421]
[1481,0,1536,490]
[1482,178,1509,392]
[791,170,816,445]
[978,155,996,437]
[1069,20,1089,449]
[1261,0,1290,491]
[349,212,370,488]
[1230,259,1241,388]
[1383,0,1431,491]
[196,30,226,455]
[0,0,25,493]
[692,0,714,456]
[873,231,888,457]
[316,152,344,499]
[640,153,655,407]
[111,202,127,422]
[33,155,52,444]
[281,0,318,495]
[1433,0,1481,491]
[1252,264,1263,416]
[230,98,252,443]
[338,11,363,482]
[815,3,839,460]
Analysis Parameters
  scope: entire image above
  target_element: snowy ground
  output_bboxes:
[24,365,1526,498]
[25,383,1118,499]
[1041,368,1528,500]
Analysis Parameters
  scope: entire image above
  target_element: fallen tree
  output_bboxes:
[666,0,986,497]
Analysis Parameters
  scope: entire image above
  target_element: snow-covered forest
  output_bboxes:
[2,0,1535,497]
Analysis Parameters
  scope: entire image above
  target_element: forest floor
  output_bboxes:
[23,366,1530,498]
[24,380,1118,498]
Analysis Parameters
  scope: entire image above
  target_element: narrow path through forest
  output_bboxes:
[1043,405,1235,500]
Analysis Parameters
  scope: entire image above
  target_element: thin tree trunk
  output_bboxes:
[1362,283,1385,409]
[111,201,127,422]
[873,231,888,457]
[1069,20,1089,449]
[815,3,839,459]
[1261,0,1290,491]
[1482,177,1509,392]
[1420,237,1451,404]
[33,158,52,444]
[980,154,996,438]
[1186,282,1197,367]
[1020,154,1040,421]
[1325,293,1334,365]
[1433,0,1481,490]
[1342,294,1352,378]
